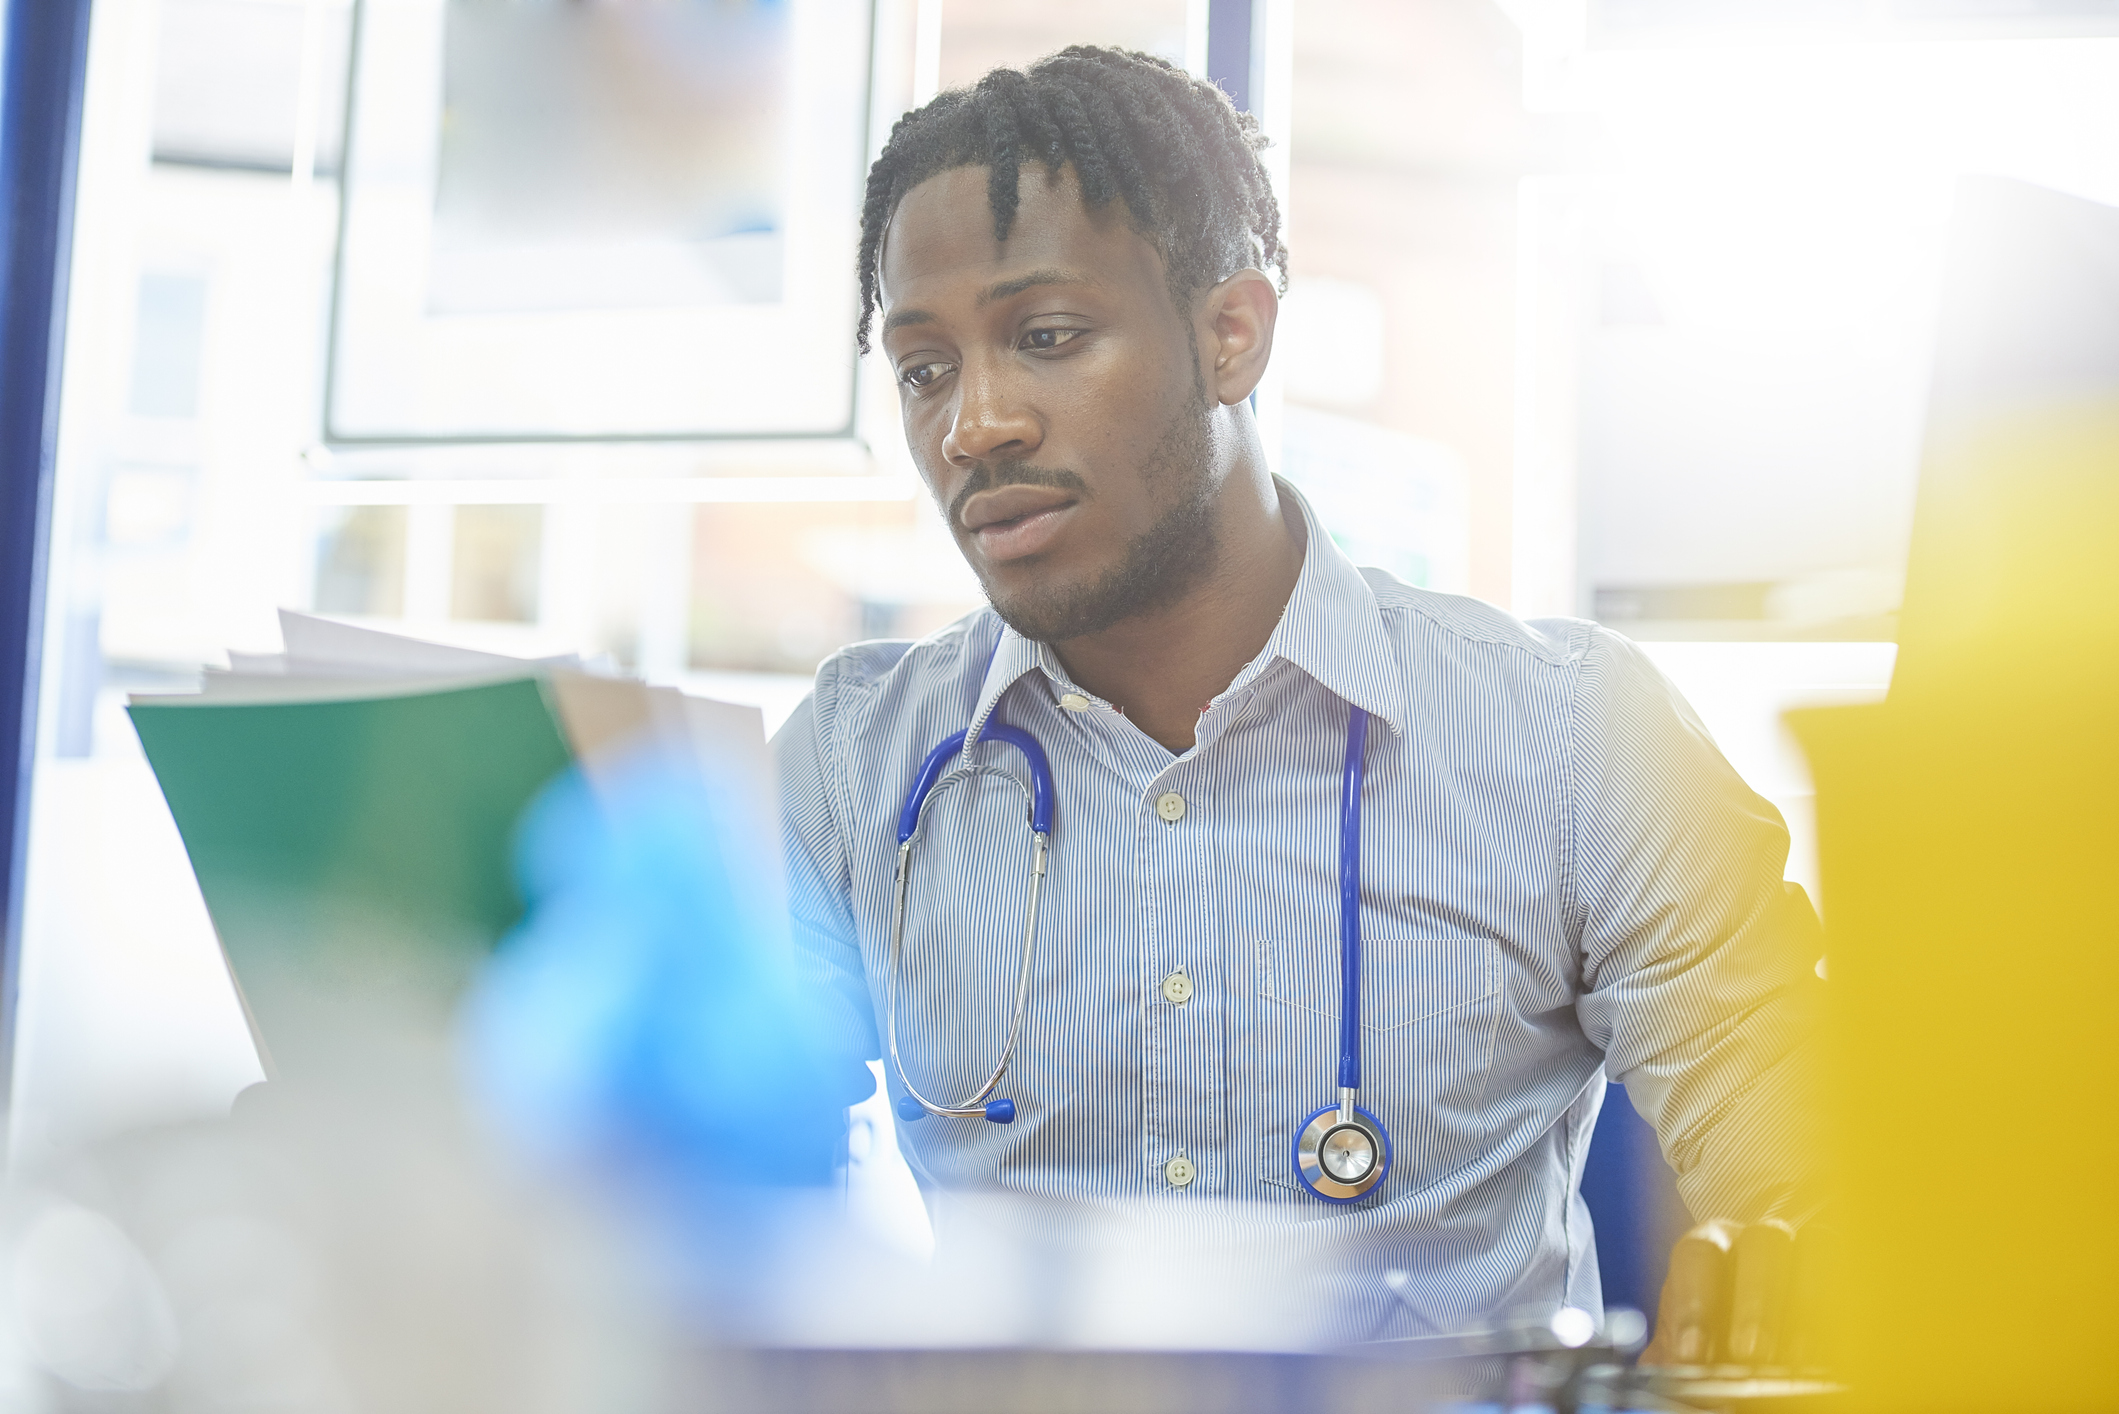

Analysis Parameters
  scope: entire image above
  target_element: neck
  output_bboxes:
[1049,426,1303,754]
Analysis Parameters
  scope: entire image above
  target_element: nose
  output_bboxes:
[941,360,1042,468]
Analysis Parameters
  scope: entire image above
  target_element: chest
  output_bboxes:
[852,701,1573,1002]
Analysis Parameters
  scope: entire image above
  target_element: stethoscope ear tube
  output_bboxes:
[886,720,1055,1126]
[894,1095,1017,1124]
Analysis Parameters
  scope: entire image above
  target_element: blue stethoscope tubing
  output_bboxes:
[1294,705,1393,1203]
[887,724,1053,1125]
[886,674,1390,1203]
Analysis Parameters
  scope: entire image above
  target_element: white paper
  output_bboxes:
[277,609,585,677]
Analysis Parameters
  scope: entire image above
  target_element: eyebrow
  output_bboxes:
[880,268,1090,337]
[976,268,1086,306]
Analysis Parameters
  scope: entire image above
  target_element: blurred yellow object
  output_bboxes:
[1790,174,2119,1409]
[1793,404,2119,1408]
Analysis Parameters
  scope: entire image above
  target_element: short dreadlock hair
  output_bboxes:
[855,45,1287,353]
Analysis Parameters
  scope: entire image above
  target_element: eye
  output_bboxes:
[1019,327,1083,352]
[899,360,953,390]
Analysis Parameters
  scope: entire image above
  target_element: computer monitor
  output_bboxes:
[1893,175,2119,696]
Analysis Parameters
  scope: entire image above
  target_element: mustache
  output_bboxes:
[946,462,1091,530]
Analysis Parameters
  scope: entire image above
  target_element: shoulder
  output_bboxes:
[797,606,998,741]
[813,607,992,696]
[1359,566,1600,673]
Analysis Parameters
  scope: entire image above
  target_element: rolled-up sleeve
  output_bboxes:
[773,658,882,1082]
[1567,629,1822,1224]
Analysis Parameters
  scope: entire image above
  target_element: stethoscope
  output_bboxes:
[886,657,1393,1205]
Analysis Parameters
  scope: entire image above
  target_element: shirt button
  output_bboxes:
[1154,791,1187,823]
[1164,1153,1196,1188]
[1058,692,1090,712]
[1161,969,1194,1005]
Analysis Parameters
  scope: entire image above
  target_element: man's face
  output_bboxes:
[877,164,1221,643]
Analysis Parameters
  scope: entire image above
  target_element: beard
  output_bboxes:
[950,388,1219,645]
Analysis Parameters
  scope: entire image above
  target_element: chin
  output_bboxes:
[974,498,1211,644]
[980,582,1071,646]
[982,573,1126,645]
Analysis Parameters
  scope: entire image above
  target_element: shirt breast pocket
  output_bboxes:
[1253,935,1503,1200]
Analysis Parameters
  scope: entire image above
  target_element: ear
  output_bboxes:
[1196,268,1279,405]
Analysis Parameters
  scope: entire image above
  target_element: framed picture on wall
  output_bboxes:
[327,0,873,443]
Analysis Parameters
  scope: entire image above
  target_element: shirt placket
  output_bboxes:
[1036,652,1239,1199]
[1140,710,1251,1197]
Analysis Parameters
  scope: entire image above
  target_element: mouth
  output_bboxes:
[960,485,1080,563]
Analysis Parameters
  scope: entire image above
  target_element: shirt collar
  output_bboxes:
[1247,477,1410,738]
[960,476,1409,751]
[963,617,1042,754]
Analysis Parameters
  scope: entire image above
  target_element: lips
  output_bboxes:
[959,484,1079,563]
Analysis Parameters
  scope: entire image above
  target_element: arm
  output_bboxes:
[773,661,883,1097]
[1564,632,1823,1360]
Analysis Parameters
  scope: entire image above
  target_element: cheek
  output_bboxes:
[899,392,953,459]
[1069,351,1192,461]
[901,401,962,502]
[1044,357,1150,447]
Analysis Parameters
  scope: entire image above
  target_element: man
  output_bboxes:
[778,47,1817,1348]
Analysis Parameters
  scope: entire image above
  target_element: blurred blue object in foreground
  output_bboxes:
[459,749,872,1210]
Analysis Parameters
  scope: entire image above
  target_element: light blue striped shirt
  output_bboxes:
[776,484,1817,1338]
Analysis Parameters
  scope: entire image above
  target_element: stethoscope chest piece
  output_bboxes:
[1294,1102,1391,1203]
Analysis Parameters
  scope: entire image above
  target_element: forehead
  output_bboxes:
[878,163,1166,312]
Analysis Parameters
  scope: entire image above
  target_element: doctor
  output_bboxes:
[777,46,1818,1350]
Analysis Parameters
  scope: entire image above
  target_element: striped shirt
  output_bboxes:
[776,482,1817,1338]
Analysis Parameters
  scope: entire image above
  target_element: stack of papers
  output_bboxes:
[128,612,780,1078]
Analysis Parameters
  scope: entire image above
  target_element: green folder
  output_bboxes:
[129,676,577,1077]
